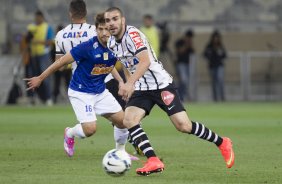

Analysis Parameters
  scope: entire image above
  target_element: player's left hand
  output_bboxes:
[119,82,134,101]
[23,76,42,91]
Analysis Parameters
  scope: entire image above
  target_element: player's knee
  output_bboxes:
[114,121,126,129]
[113,117,126,129]
[123,116,136,128]
[122,117,131,128]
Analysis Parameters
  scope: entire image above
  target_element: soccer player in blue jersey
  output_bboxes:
[24,13,130,157]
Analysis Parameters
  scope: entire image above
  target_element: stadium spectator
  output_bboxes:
[26,10,54,105]
[157,21,174,77]
[24,12,136,160]
[20,31,35,105]
[157,21,170,55]
[203,30,227,102]
[140,14,160,58]
[51,24,72,104]
[105,7,235,176]
[174,29,195,101]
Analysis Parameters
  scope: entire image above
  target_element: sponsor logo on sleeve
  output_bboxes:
[129,31,144,50]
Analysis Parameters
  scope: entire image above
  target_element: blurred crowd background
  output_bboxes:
[1,0,282,105]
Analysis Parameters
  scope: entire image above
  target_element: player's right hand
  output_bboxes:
[23,76,42,91]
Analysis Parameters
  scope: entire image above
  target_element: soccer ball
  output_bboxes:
[102,149,131,176]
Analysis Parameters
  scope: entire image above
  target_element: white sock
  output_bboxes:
[114,126,128,151]
[67,123,86,139]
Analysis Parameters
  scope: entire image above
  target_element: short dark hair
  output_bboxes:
[69,0,87,19]
[185,29,194,38]
[212,30,221,38]
[56,24,64,32]
[35,10,44,18]
[143,14,153,20]
[105,7,123,17]
[95,13,105,27]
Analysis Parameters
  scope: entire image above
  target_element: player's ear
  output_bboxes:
[121,17,125,25]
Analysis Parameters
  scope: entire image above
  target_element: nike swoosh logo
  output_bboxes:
[227,151,234,167]
[168,105,175,110]
[107,161,118,166]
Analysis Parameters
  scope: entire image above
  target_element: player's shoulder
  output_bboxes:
[61,24,73,32]
[79,36,97,48]
[55,30,63,42]
[55,24,71,38]
[89,36,98,44]
[81,23,97,37]
[79,23,95,31]
[125,25,144,39]
[126,25,141,35]
[27,23,36,32]
[125,25,146,49]
[85,23,96,30]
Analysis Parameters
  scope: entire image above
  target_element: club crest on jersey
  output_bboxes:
[129,31,144,49]
[103,52,109,60]
[63,31,88,38]
[161,91,175,105]
[93,42,98,49]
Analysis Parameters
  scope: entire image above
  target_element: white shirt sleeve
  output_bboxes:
[55,31,65,55]
[127,27,148,55]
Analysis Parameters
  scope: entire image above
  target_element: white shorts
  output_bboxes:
[68,88,122,123]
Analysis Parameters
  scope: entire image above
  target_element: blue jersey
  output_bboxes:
[70,37,117,93]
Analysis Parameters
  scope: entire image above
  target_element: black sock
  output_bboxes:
[128,124,156,158]
[191,121,223,146]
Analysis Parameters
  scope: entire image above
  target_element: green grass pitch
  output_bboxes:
[0,102,281,184]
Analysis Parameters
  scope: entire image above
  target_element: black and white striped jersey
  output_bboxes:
[107,25,173,91]
[55,23,96,73]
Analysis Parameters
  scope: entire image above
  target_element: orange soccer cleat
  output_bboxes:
[219,137,235,168]
[136,157,165,176]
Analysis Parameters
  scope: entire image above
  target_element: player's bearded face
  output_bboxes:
[105,11,125,38]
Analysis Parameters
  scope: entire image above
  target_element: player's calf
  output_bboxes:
[81,122,97,137]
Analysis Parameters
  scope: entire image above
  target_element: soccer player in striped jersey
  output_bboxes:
[55,0,96,73]
[105,7,235,176]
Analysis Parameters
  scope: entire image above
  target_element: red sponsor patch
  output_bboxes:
[129,31,144,50]
[161,91,175,105]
